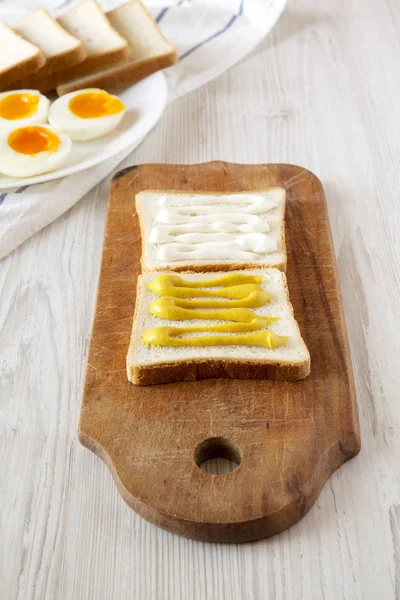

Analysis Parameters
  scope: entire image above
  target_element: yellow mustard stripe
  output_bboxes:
[142,327,288,348]
[149,289,270,309]
[150,298,279,323]
[147,273,262,295]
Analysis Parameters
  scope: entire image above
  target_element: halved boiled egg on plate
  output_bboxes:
[0,124,72,177]
[0,90,50,132]
[49,88,126,141]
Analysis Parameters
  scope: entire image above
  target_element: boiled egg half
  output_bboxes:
[0,90,50,132]
[0,124,72,177]
[48,89,126,141]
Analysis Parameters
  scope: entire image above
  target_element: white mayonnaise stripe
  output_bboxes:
[159,193,279,212]
[149,221,270,243]
[158,245,259,262]
[158,194,277,214]
[157,209,270,226]
[151,231,271,244]
[156,234,278,262]
[159,194,263,205]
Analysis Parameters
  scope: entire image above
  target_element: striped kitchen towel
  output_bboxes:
[0,0,286,259]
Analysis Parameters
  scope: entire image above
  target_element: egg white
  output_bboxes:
[0,124,72,178]
[48,89,126,141]
[0,90,50,132]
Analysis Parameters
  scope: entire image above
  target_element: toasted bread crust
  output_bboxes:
[129,357,310,385]
[135,188,287,274]
[0,48,45,90]
[39,41,87,76]
[6,43,88,90]
[20,44,130,94]
[56,50,177,95]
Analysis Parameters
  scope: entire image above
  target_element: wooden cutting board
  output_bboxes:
[79,161,360,543]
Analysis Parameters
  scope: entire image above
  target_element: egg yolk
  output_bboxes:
[0,93,39,120]
[8,126,60,155]
[68,90,125,119]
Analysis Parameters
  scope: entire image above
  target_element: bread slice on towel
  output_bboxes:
[56,0,178,95]
[127,269,310,385]
[0,22,45,90]
[13,9,87,78]
[136,189,287,273]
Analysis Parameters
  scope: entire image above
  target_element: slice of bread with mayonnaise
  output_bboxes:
[136,189,287,273]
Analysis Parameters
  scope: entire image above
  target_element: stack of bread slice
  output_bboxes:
[127,189,311,386]
[0,0,177,94]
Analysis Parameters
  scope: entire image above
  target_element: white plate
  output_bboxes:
[0,72,167,189]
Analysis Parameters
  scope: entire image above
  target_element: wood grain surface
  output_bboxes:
[1,0,400,596]
[79,161,360,543]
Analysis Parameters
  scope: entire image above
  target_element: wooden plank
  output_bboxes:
[79,161,360,543]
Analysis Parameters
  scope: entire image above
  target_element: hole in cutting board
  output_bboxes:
[194,437,242,475]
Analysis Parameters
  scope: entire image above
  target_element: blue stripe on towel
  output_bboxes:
[0,185,29,207]
[155,5,171,23]
[179,0,244,61]
[156,0,186,24]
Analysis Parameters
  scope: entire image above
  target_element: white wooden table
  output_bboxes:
[1,1,400,598]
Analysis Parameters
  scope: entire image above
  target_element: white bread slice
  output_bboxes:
[13,9,87,78]
[0,22,45,91]
[136,189,287,273]
[57,0,129,71]
[127,269,310,385]
[56,0,177,95]
[20,0,130,94]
